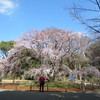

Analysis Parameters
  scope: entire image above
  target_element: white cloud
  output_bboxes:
[0,0,18,15]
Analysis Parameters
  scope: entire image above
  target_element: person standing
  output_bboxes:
[39,75,45,92]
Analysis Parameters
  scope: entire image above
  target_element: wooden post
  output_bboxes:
[65,87,67,92]
[65,82,68,92]
[30,82,32,91]
[2,83,4,89]
[91,80,94,90]
[47,83,48,91]
[15,83,17,90]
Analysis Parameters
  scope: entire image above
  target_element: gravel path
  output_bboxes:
[0,89,100,100]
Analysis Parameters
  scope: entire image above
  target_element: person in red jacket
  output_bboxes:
[39,75,45,92]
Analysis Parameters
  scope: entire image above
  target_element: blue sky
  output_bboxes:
[0,0,87,42]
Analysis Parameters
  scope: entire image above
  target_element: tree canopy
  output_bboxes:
[0,41,14,58]
[86,39,100,70]
[0,28,100,81]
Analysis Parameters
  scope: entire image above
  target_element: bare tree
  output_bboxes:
[67,0,100,39]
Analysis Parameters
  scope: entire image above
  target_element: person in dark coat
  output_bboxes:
[39,75,45,92]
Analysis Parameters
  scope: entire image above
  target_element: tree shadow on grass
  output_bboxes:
[0,90,100,100]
